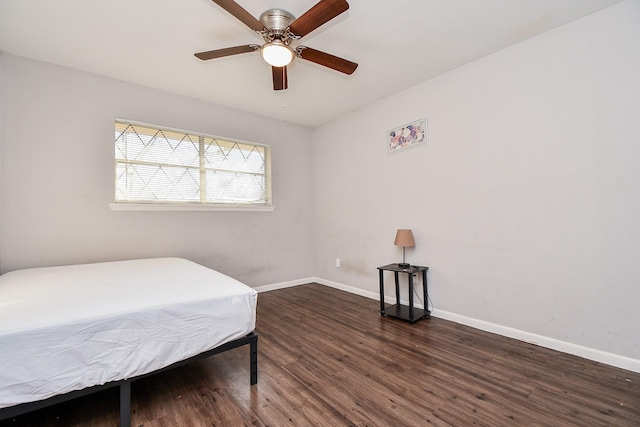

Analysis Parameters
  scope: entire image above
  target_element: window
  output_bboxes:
[114,119,271,209]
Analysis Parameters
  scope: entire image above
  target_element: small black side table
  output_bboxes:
[378,263,429,323]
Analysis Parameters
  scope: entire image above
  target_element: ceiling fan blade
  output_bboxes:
[288,0,349,38]
[297,47,358,75]
[195,45,259,60]
[272,66,288,91]
[209,0,264,32]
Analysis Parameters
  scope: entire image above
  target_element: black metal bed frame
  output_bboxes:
[0,331,258,427]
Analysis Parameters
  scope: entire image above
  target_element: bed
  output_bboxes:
[0,257,258,426]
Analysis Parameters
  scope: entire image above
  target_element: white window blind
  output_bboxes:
[115,119,271,206]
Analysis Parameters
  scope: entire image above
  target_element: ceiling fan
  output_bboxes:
[195,0,358,91]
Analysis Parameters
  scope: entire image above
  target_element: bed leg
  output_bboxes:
[250,334,258,385]
[120,380,131,427]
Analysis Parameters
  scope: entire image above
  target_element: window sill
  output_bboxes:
[109,203,275,212]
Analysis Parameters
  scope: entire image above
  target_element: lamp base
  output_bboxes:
[397,263,410,268]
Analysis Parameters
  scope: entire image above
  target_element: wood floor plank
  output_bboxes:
[2,283,639,426]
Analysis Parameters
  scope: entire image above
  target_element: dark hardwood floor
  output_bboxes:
[2,283,639,426]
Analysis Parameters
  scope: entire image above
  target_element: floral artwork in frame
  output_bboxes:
[387,118,427,153]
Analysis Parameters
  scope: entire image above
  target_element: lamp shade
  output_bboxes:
[394,229,415,248]
[261,40,294,67]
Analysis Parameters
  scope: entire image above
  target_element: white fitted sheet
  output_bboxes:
[0,257,257,409]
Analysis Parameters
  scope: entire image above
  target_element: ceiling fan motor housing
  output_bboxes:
[260,9,295,39]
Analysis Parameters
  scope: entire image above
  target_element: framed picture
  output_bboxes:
[387,118,427,154]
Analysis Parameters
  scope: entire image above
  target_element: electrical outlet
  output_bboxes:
[336,258,341,268]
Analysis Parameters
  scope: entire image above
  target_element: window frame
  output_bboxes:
[110,119,273,212]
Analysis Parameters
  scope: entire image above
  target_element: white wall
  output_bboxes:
[0,54,314,287]
[312,0,640,363]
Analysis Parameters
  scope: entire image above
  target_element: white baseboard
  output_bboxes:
[313,277,382,300]
[253,277,315,293]
[255,278,640,373]
[431,309,640,373]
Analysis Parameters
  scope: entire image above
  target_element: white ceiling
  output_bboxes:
[0,0,622,128]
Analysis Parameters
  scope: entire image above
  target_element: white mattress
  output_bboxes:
[0,257,257,409]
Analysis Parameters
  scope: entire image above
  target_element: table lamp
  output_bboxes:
[394,229,414,268]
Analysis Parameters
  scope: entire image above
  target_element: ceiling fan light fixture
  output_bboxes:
[261,40,294,67]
